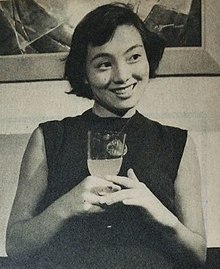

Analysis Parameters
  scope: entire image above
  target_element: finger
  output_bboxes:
[107,184,121,192]
[98,185,120,196]
[92,184,121,195]
[92,177,121,191]
[83,192,103,211]
[127,169,139,182]
[98,191,107,196]
[91,205,105,213]
[87,176,121,191]
[83,192,103,205]
[98,181,122,191]
[122,198,140,206]
[100,189,135,205]
[105,175,138,189]
[84,202,105,213]
[84,202,92,211]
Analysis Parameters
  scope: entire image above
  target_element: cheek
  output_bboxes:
[88,71,111,88]
[133,61,149,80]
[142,60,150,76]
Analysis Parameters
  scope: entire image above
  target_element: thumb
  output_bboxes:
[127,168,139,182]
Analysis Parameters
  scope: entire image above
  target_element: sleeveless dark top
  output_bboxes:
[35,109,188,269]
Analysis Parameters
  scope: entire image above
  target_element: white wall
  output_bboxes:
[206,0,220,64]
[0,76,220,256]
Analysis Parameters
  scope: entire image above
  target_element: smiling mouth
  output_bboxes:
[110,83,136,96]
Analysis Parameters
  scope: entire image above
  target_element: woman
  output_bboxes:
[6,3,206,269]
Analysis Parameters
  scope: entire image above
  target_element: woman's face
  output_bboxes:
[86,24,150,115]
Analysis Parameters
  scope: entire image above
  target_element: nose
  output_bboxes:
[112,63,131,84]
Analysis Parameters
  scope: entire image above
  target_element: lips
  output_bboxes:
[110,83,136,98]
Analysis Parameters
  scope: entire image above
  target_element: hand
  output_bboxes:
[100,169,152,208]
[100,169,178,227]
[64,175,121,216]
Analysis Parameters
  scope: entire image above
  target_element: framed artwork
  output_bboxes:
[0,0,219,82]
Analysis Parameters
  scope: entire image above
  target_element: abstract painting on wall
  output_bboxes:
[0,0,219,81]
[0,0,201,55]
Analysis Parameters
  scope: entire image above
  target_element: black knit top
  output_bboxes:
[34,109,187,269]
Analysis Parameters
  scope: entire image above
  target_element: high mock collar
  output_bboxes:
[92,104,137,119]
[82,108,139,122]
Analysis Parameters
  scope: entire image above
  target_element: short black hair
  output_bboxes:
[64,3,165,99]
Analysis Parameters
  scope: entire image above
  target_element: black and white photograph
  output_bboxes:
[0,0,219,268]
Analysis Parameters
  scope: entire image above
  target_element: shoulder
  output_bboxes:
[25,127,46,159]
[39,115,82,132]
[178,134,199,174]
[175,133,201,191]
[37,111,91,162]
[20,127,48,185]
[38,111,90,138]
[136,112,188,174]
[136,111,187,142]
[39,109,92,130]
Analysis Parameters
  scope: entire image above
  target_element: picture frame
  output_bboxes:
[158,0,220,76]
[0,0,219,83]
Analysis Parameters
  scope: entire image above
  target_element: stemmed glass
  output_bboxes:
[87,130,126,228]
[87,131,126,177]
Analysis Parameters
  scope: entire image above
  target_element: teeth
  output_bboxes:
[114,84,134,94]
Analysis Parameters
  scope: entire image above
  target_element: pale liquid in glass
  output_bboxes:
[87,158,122,176]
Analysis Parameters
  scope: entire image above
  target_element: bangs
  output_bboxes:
[83,5,138,47]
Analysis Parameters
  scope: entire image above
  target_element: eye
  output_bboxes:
[128,54,141,63]
[96,61,112,71]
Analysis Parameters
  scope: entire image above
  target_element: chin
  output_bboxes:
[117,99,139,111]
[111,103,136,116]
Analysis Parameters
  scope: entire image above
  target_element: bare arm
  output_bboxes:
[6,127,117,262]
[100,135,207,266]
[172,134,207,263]
[6,127,69,261]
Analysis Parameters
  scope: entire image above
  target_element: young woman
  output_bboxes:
[6,3,206,269]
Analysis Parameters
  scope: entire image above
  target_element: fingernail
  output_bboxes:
[99,197,106,204]
[113,186,121,191]
[98,191,105,196]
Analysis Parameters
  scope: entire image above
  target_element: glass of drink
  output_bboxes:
[87,131,126,177]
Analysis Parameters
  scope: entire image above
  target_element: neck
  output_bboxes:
[92,102,136,118]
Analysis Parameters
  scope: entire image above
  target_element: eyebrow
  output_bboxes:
[90,44,143,63]
[125,44,143,54]
[90,53,111,63]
